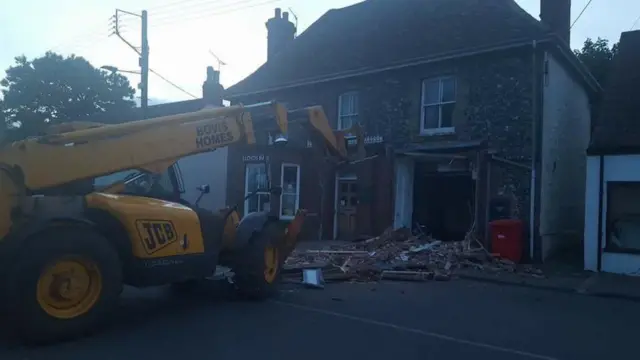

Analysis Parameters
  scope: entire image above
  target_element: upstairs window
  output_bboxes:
[338,91,359,130]
[420,77,456,135]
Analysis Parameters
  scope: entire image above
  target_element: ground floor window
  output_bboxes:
[245,163,270,215]
[280,163,300,219]
[607,182,640,252]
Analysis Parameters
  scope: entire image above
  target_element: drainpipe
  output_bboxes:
[530,39,544,262]
[596,155,604,272]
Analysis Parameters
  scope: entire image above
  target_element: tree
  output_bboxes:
[0,52,136,141]
[574,37,619,88]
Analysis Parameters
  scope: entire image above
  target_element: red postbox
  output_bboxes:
[489,219,524,263]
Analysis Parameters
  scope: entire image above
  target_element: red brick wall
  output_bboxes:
[226,142,393,240]
[226,143,329,240]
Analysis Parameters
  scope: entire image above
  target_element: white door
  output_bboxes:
[394,158,414,229]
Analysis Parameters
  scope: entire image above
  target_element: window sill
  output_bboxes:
[420,127,455,136]
[280,215,296,221]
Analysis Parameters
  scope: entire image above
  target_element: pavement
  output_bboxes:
[457,265,640,301]
[2,279,640,360]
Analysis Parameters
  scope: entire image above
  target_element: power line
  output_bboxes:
[150,0,281,29]
[57,0,277,54]
[571,0,594,29]
[631,14,640,30]
[48,18,113,53]
[117,0,272,28]
[149,0,230,15]
[116,0,234,27]
[150,0,244,22]
[149,68,198,99]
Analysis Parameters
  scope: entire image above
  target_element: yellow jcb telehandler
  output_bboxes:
[0,101,363,344]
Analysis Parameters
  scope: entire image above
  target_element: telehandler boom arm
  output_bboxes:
[0,101,359,192]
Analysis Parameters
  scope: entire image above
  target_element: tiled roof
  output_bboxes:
[226,0,550,96]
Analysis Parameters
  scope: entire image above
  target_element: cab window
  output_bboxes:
[93,170,138,188]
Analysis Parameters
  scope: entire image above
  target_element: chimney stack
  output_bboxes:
[266,7,296,61]
[202,66,224,107]
[540,0,571,45]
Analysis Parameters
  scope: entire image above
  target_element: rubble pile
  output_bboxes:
[283,227,543,284]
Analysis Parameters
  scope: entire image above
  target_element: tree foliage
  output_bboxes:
[0,52,136,141]
[574,37,619,88]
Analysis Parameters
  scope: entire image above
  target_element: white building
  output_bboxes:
[584,30,640,275]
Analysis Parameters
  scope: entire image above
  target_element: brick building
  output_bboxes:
[225,0,599,262]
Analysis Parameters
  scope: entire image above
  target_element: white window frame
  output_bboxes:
[338,91,359,130]
[244,163,270,216]
[420,76,456,136]
[279,163,301,220]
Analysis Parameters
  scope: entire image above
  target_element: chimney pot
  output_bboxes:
[265,7,296,61]
[203,66,224,107]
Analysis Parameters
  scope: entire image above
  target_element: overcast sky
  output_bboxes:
[1,0,637,104]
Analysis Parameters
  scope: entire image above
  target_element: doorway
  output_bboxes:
[413,164,475,242]
[335,174,358,240]
[394,157,414,229]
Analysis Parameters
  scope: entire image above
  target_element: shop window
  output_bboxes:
[607,182,640,252]
[280,163,300,220]
[245,163,270,216]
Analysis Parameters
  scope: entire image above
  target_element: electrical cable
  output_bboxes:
[149,68,198,99]
[115,0,236,27]
[631,14,640,30]
[149,0,246,22]
[570,0,594,29]
[149,0,281,29]
[48,18,113,53]
[148,0,230,15]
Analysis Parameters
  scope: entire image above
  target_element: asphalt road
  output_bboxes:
[1,279,639,360]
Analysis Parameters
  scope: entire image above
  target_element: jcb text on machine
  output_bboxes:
[0,101,363,344]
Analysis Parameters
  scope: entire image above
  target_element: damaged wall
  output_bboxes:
[457,51,535,223]
[231,48,538,239]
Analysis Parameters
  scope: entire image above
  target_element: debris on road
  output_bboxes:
[302,268,325,289]
[283,226,544,286]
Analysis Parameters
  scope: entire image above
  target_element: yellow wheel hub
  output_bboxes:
[37,258,103,319]
[264,246,280,283]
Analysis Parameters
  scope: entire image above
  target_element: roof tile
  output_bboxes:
[227,0,549,96]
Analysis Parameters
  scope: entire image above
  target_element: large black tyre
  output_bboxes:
[4,225,123,345]
[225,222,285,300]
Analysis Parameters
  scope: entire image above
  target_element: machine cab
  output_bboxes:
[93,163,188,206]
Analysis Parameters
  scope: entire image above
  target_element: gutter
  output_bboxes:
[226,37,555,99]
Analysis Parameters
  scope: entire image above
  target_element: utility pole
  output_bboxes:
[110,9,149,118]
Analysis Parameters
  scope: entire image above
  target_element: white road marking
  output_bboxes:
[272,300,559,360]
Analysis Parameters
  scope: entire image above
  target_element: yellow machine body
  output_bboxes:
[0,101,364,343]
